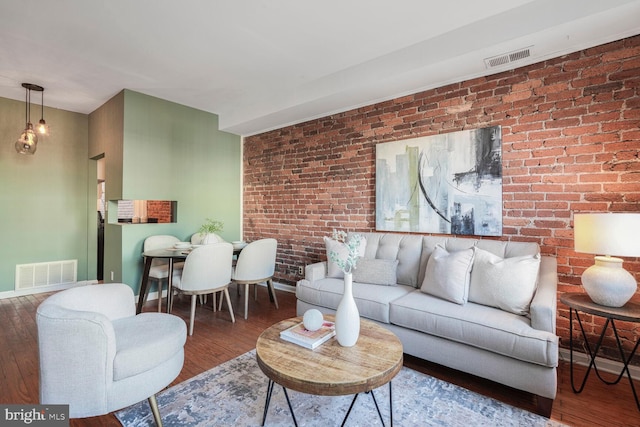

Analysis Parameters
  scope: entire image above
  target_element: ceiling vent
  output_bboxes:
[484,46,533,69]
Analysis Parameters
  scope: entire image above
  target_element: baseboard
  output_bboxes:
[272,281,296,293]
[0,280,98,300]
[558,348,640,378]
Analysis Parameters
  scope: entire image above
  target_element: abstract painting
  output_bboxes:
[376,126,502,236]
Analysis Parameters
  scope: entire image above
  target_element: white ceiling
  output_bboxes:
[1,0,639,136]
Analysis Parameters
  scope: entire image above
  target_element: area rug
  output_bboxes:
[116,350,565,426]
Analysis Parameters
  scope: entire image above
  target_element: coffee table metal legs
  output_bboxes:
[261,380,393,426]
[262,380,298,427]
[342,385,391,427]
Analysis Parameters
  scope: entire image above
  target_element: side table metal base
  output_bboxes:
[569,307,640,410]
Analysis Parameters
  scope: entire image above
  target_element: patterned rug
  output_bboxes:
[116,350,565,426]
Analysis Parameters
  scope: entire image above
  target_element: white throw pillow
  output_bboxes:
[420,245,475,305]
[468,247,541,315]
[324,236,367,279]
[353,257,399,286]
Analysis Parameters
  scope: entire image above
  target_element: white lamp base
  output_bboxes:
[581,256,637,307]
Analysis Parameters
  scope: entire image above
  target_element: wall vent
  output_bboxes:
[484,46,532,69]
[15,260,77,290]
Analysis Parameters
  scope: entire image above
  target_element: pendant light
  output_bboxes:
[37,86,48,136]
[15,83,44,155]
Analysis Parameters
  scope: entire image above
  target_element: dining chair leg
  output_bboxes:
[148,394,163,427]
[218,291,224,311]
[254,284,258,301]
[267,279,280,309]
[244,283,250,320]
[224,288,235,323]
[157,281,163,312]
[189,295,197,336]
[212,292,217,312]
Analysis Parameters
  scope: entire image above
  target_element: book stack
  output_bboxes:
[280,320,336,349]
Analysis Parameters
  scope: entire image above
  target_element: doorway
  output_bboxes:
[97,158,105,281]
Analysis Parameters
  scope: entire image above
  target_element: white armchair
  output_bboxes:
[36,283,186,425]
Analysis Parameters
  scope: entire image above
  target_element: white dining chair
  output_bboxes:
[232,238,279,320]
[144,235,184,311]
[170,243,235,335]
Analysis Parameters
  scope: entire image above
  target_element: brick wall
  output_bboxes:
[244,36,640,361]
[147,200,173,223]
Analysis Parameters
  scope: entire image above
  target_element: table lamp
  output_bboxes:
[574,213,640,307]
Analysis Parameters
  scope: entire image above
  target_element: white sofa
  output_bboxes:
[296,232,558,415]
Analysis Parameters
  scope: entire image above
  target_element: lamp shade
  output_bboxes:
[574,213,640,257]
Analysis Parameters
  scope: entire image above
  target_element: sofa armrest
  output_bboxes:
[529,256,558,334]
[305,261,328,282]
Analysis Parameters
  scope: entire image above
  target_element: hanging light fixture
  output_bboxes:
[37,86,48,136]
[15,83,44,155]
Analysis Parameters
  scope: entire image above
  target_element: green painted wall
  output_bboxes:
[91,90,242,293]
[0,97,90,293]
[0,89,241,297]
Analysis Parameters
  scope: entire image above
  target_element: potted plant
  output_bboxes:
[197,218,224,244]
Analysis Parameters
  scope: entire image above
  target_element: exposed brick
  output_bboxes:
[244,34,640,362]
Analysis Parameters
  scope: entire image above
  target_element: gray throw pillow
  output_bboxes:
[468,247,541,315]
[353,257,399,286]
[420,245,475,305]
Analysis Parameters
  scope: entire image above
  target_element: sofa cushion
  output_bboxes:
[469,247,541,315]
[389,290,558,367]
[324,236,367,279]
[360,232,423,287]
[353,257,398,286]
[296,278,414,323]
[418,236,540,286]
[420,245,474,305]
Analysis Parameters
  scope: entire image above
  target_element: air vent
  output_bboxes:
[15,260,77,290]
[484,46,532,69]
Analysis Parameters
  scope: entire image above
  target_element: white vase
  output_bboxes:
[201,233,221,245]
[335,272,360,347]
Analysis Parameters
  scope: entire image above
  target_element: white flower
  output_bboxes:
[328,230,363,274]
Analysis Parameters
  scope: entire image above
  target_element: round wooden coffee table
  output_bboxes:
[256,315,403,426]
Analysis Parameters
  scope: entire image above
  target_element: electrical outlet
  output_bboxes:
[298,266,304,275]
[110,271,114,281]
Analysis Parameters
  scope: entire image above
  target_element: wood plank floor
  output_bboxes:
[2,286,639,426]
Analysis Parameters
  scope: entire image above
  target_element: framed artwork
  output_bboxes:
[376,126,502,236]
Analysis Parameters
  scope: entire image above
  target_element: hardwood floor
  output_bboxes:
[2,286,639,426]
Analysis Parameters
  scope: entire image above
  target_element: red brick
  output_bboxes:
[243,34,640,358]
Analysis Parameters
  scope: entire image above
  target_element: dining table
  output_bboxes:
[137,247,189,314]
[137,245,245,314]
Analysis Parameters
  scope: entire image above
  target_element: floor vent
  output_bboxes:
[15,260,77,291]
[484,46,533,69]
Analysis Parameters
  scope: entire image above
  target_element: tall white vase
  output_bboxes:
[335,272,360,347]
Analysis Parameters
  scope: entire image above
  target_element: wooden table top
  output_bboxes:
[256,315,403,396]
[560,293,640,322]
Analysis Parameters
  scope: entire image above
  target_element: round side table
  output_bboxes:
[560,293,640,411]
